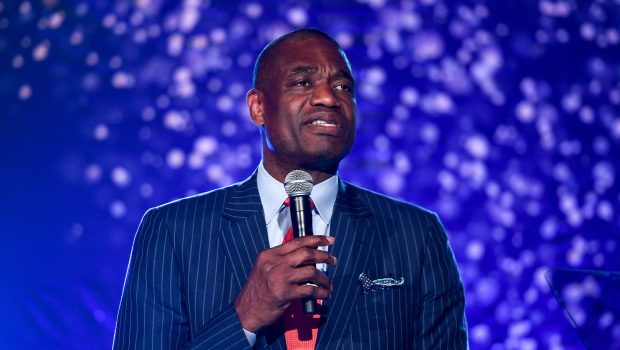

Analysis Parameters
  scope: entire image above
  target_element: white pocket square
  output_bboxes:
[358,272,405,294]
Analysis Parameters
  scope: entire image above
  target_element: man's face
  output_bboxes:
[251,37,357,173]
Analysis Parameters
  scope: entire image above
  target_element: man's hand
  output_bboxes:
[234,235,337,332]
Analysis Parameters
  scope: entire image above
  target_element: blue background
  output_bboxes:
[1,0,619,348]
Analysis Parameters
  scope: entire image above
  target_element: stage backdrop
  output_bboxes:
[1,0,619,349]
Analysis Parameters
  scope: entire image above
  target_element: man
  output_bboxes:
[113,29,468,349]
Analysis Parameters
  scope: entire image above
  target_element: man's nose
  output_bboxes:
[310,82,337,108]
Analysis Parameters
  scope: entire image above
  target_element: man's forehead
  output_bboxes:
[273,39,353,75]
[286,65,354,83]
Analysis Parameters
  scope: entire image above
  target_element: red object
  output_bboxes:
[282,199,320,350]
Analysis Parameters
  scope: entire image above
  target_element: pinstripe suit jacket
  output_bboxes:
[113,171,467,349]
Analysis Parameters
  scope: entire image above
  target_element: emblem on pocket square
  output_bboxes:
[358,272,405,294]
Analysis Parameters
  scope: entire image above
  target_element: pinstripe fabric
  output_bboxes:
[113,171,468,349]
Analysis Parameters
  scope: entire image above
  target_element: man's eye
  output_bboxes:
[294,80,311,87]
[334,84,351,92]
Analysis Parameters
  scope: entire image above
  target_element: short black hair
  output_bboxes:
[252,29,349,90]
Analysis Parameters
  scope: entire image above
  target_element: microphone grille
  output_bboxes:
[284,170,313,196]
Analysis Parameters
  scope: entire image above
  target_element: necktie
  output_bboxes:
[281,198,321,350]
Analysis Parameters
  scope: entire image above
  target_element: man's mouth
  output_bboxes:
[305,114,341,130]
[310,119,338,128]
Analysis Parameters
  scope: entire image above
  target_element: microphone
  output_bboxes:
[284,170,318,314]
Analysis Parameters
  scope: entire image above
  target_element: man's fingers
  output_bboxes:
[286,247,337,267]
[294,283,332,300]
[277,235,335,255]
[287,266,333,291]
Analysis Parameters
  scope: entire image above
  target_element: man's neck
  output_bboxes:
[262,157,338,184]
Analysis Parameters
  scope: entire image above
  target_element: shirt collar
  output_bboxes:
[256,162,338,225]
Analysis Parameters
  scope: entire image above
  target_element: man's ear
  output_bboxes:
[246,89,265,126]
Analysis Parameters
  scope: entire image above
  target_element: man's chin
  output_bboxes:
[299,151,348,173]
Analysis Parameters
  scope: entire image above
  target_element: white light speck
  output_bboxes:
[210,28,227,44]
[286,7,308,27]
[420,122,439,143]
[464,135,489,159]
[365,0,387,8]
[110,200,127,218]
[365,66,386,85]
[471,324,490,344]
[244,3,263,18]
[86,52,99,66]
[94,124,109,141]
[207,164,225,182]
[111,71,135,89]
[561,91,581,113]
[179,7,200,33]
[166,148,185,169]
[111,166,131,188]
[373,135,390,151]
[421,91,454,115]
[412,31,444,62]
[438,170,456,192]
[335,32,354,48]
[580,23,596,41]
[167,34,184,56]
[597,200,613,221]
[18,84,32,100]
[164,110,190,131]
[541,218,557,239]
[400,86,419,106]
[84,164,102,183]
[102,14,116,28]
[12,55,24,69]
[48,11,65,29]
[579,106,594,124]
[378,170,404,195]
[194,136,218,155]
[216,95,234,112]
[188,152,205,169]
[70,30,84,45]
[611,119,620,138]
[32,40,50,61]
[516,101,536,123]
[228,83,244,97]
[221,121,237,136]
[393,152,410,174]
[385,119,402,138]
[19,1,32,15]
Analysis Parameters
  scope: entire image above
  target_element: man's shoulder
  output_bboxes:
[343,181,436,219]
[150,180,248,217]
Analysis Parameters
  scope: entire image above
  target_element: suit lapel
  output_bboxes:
[219,172,286,350]
[316,181,376,348]
[219,172,270,291]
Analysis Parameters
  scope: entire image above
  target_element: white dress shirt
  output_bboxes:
[243,163,339,346]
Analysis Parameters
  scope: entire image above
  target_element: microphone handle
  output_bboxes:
[289,195,318,314]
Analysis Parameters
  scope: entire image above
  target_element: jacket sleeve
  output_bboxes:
[112,208,252,350]
[413,213,468,349]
